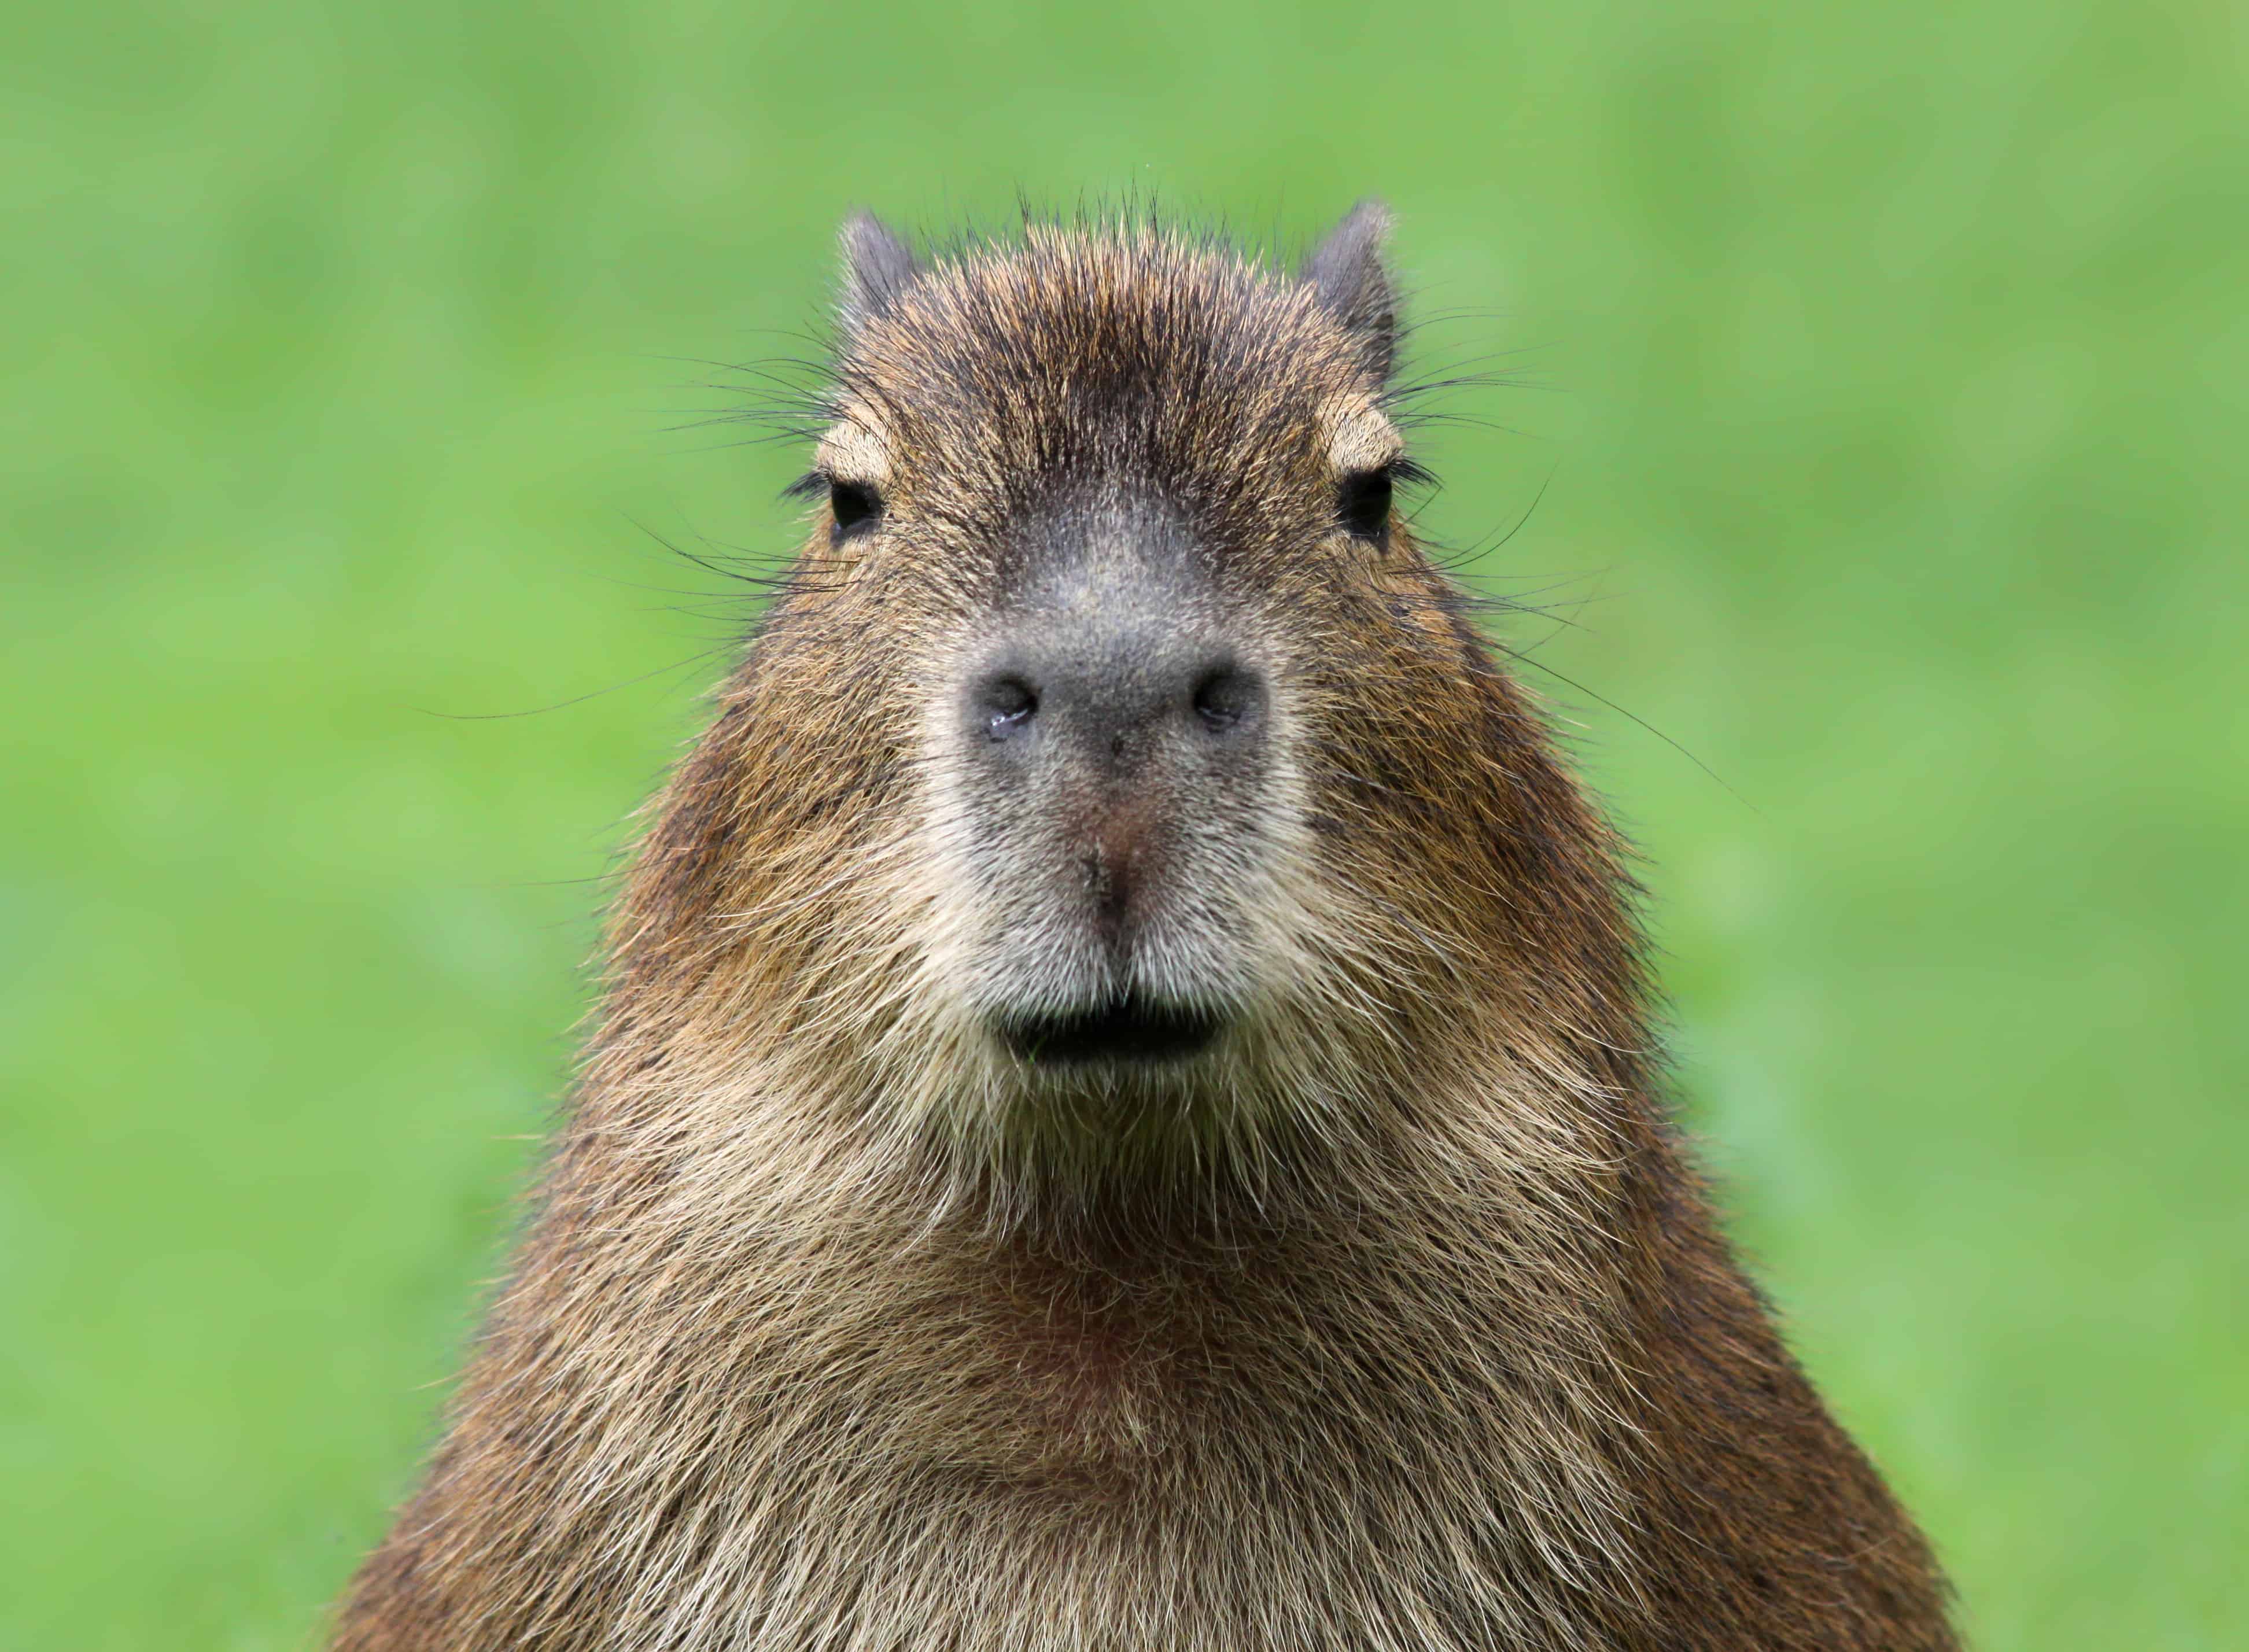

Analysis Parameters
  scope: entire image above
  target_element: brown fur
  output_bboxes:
[331,211,1957,1650]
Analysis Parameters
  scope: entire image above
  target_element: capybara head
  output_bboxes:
[622,206,1635,1207]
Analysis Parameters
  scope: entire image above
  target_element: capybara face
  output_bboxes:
[688,215,1587,1175]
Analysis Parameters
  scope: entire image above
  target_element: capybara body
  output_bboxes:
[332,206,1957,1650]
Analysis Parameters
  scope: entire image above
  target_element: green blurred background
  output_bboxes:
[5,0,2243,1644]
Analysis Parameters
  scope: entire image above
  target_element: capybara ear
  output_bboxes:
[1300,200,1398,382]
[836,210,922,338]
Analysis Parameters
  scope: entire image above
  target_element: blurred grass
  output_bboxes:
[3,0,2244,1646]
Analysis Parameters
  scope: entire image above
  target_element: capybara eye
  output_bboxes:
[829,479,881,539]
[1338,467,1393,541]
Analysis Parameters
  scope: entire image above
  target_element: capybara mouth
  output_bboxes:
[997,997,1224,1065]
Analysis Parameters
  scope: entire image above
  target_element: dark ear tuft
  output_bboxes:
[1301,200,1398,382]
[838,211,920,338]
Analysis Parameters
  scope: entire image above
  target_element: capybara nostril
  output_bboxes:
[974,673,1038,742]
[1190,663,1263,734]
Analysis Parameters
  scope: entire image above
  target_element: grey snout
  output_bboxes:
[958,603,1270,956]
[965,629,1264,772]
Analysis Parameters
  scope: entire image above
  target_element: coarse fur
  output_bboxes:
[331,205,1958,1650]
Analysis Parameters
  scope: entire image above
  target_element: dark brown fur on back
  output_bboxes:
[331,212,1956,1650]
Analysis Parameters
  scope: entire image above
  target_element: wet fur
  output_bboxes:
[331,213,1957,1649]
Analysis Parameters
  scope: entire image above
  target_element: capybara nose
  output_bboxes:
[965,632,1266,775]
